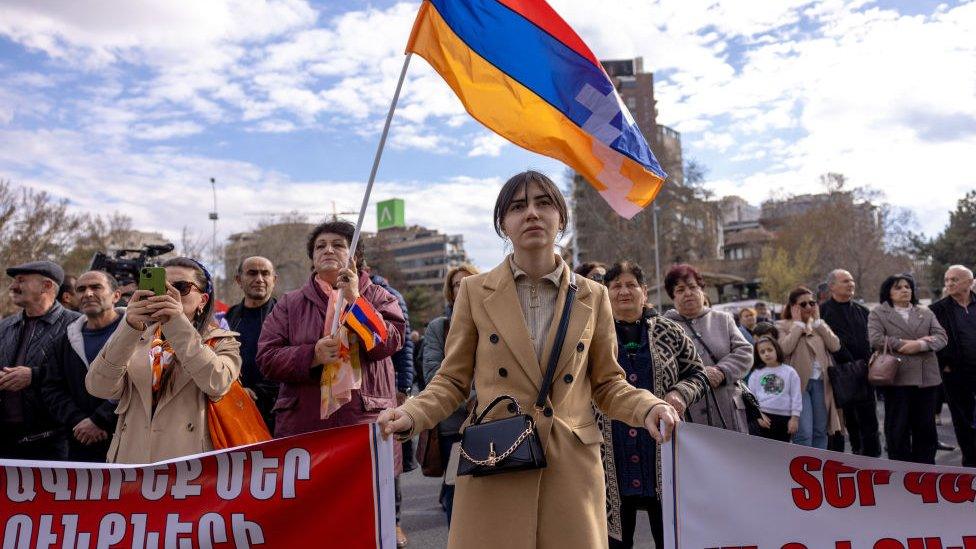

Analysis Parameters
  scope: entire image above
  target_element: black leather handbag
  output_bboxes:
[457,275,577,477]
[827,359,874,408]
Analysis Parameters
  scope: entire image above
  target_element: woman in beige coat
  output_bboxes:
[378,171,679,549]
[777,286,842,449]
[86,258,241,463]
[868,274,947,464]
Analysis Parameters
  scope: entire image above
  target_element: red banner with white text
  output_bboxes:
[1,423,395,548]
[663,423,972,549]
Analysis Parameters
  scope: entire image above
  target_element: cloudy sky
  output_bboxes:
[1,0,973,272]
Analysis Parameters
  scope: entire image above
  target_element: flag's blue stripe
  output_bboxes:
[350,305,382,334]
[428,0,663,175]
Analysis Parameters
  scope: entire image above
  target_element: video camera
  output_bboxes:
[89,243,175,287]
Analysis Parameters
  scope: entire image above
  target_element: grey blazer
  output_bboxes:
[867,303,947,387]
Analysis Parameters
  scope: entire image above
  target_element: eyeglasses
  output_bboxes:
[172,281,201,296]
[798,301,817,308]
[589,273,604,282]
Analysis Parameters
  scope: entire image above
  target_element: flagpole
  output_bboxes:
[330,52,413,334]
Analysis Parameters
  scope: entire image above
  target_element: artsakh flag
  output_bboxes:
[342,297,388,351]
[406,0,667,218]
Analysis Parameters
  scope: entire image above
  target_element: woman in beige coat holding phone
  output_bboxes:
[86,258,241,463]
[378,171,679,549]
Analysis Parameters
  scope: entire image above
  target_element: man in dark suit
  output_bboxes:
[820,269,881,456]
[0,261,80,459]
[929,264,976,467]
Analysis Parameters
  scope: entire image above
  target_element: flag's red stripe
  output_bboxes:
[494,0,601,69]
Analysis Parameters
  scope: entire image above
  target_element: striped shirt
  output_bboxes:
[509,255,565,362]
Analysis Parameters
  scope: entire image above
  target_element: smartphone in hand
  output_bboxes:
[138,267,167,296]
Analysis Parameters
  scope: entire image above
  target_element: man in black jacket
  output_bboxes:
[929,264,976,467]
[820,269,881,457]
[225,256,279,431]
[0,261,80,459]
[42,270,122,462]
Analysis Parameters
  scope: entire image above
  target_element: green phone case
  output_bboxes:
[138,267,166,296]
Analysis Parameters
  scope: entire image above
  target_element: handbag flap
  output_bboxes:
[460,415,536,465]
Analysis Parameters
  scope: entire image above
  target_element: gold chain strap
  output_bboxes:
[459,426,534,467]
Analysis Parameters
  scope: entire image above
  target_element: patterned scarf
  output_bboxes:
[315,278,364,420]
[150,327,177,408]
[149,326,217,408]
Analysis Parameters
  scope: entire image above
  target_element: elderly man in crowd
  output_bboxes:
[41,270,123,462]
[0,261,80,459]
[929,264,976,467]
[225,256,279,430]
[819,269,881,456]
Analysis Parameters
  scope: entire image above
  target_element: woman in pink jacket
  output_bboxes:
[257,220,406,440]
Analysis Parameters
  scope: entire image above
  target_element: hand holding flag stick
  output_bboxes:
[328,53,413,336]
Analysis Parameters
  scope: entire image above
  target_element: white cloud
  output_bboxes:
[0,127,514,270]
[132,121,205,140]
[1,0,974,253]
[468,133,508,157]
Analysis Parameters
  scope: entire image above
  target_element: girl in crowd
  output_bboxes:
[748,336,801,442]
[867,274,947,464]
[422,262,480,524]
[378,170,680,549]
[86,258,241,463]
[602,260,706,549]
[664,264,753,432]
[777,286,842,449]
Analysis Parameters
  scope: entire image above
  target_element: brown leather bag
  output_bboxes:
[416,427,444,477]
[867,339,901,386]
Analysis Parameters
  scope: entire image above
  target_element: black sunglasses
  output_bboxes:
[172,281,201,296]
[798,300,817,308]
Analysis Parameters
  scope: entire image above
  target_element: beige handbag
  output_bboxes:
[867,338,901,386]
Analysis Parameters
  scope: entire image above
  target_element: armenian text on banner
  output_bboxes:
[1,423,395,549]
[662,423,972,549]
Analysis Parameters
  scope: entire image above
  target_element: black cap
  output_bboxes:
[6,261,65,286]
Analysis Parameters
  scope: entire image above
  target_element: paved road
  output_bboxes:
[398,404,964,548]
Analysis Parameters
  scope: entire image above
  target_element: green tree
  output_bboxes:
[918,190,976,292]
[757,237,820,304]
[403,285,442,330]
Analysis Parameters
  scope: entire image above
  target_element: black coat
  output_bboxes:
[930,292,976,373]
[820,298,872,364]
[41,315,118,461]
[0,301,80,436]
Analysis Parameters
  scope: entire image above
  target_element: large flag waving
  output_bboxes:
[407,0,667,219]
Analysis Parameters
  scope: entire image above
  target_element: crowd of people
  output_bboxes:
[1,170,975,549]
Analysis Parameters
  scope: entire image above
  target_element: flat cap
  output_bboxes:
[6,260,65,286]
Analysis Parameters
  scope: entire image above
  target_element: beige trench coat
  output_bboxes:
[777,319,843,434]
[86,315,241,463]
[399,261,663,549]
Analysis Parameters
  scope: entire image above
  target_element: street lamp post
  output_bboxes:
[209,177,219,271]
[653,201,662,310]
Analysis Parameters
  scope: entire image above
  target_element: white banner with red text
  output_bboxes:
[662,422,973,549]
[0,423,395,549]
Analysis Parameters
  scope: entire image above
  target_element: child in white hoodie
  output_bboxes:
[748,336,802,442]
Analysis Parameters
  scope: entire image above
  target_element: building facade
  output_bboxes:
[572,57,719,288]
[365,225,468,293]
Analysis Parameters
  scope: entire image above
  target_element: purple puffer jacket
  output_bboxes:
[257,273,406,440]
